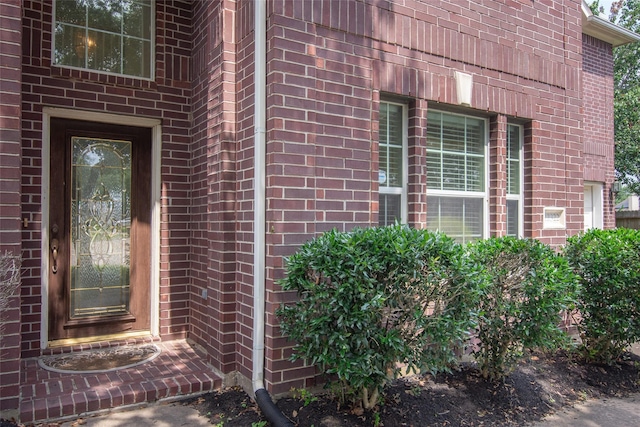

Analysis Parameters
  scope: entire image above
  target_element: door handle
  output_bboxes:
[51,238,59,274]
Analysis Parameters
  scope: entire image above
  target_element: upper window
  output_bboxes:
[53,0,154,79]
[378,102,407,226]
[506,124,523,237]
[426,111,487,243]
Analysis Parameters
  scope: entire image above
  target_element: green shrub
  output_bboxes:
[277,225,480,408]
[467,237,578,379]
[565,228,640,363]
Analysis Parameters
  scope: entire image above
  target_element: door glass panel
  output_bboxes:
[71,138,131,318]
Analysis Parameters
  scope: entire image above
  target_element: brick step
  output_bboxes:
[19,340,221,424]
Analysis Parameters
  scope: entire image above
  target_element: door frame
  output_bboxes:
[41,107,162,348]
[584,181,604,231]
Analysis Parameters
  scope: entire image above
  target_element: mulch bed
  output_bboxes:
[184,349,640,426]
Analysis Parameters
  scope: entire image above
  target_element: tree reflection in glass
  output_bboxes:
[54,0,152,78]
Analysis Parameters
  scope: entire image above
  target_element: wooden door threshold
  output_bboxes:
[47,330,152,350]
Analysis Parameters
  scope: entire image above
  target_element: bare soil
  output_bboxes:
[183,349,640,426]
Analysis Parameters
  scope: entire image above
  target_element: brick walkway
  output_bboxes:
[19,338,222,424]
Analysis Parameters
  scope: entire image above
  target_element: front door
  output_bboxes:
[48,118,152,341]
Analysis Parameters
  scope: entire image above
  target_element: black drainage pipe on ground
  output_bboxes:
[255,388,295,427]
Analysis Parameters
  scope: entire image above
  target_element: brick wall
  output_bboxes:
[262,0,585,393]
[188,0,242,378]
[19,0,193,357]
[582,34,616,228]
[0,0,22,412]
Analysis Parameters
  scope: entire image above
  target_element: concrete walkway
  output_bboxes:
[530,343,640,426]
[59,402,211,427]
[530,394,640,426]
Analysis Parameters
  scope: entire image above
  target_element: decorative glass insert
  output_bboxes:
[54,0,153,78]
[70,137,132,318]
[378,102,406,226]
[506,124,523,237]
[426,111,487,242]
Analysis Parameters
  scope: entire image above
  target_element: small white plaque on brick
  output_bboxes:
[543,207,566,229]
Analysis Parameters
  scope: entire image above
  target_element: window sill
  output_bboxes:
[51,66,157,91]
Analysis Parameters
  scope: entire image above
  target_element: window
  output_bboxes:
[53,0,154,78]
[506,124,523,237]
[426,111,487,242]
[378,102,407,226]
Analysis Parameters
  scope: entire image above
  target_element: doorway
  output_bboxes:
[48,118,152,341]
[584,182,604,231]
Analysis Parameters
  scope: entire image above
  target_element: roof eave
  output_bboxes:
[581,0,640,47]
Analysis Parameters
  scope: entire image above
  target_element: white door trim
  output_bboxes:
[584,181,604,231]
[41,107,162,347]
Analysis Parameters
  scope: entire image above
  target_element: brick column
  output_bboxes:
[0,0,23,414]
[489,115,507,237]
[408,99,428,228]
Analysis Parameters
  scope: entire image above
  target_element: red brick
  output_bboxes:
[9,0,615,411]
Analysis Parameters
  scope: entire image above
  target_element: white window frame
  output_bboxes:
[52,0,155,80]
[584,182,604,230]
[506,123,524,237]
[426,110,489,242]
[378,101,408,226]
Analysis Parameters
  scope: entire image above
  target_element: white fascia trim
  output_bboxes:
[581,0,640,47]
